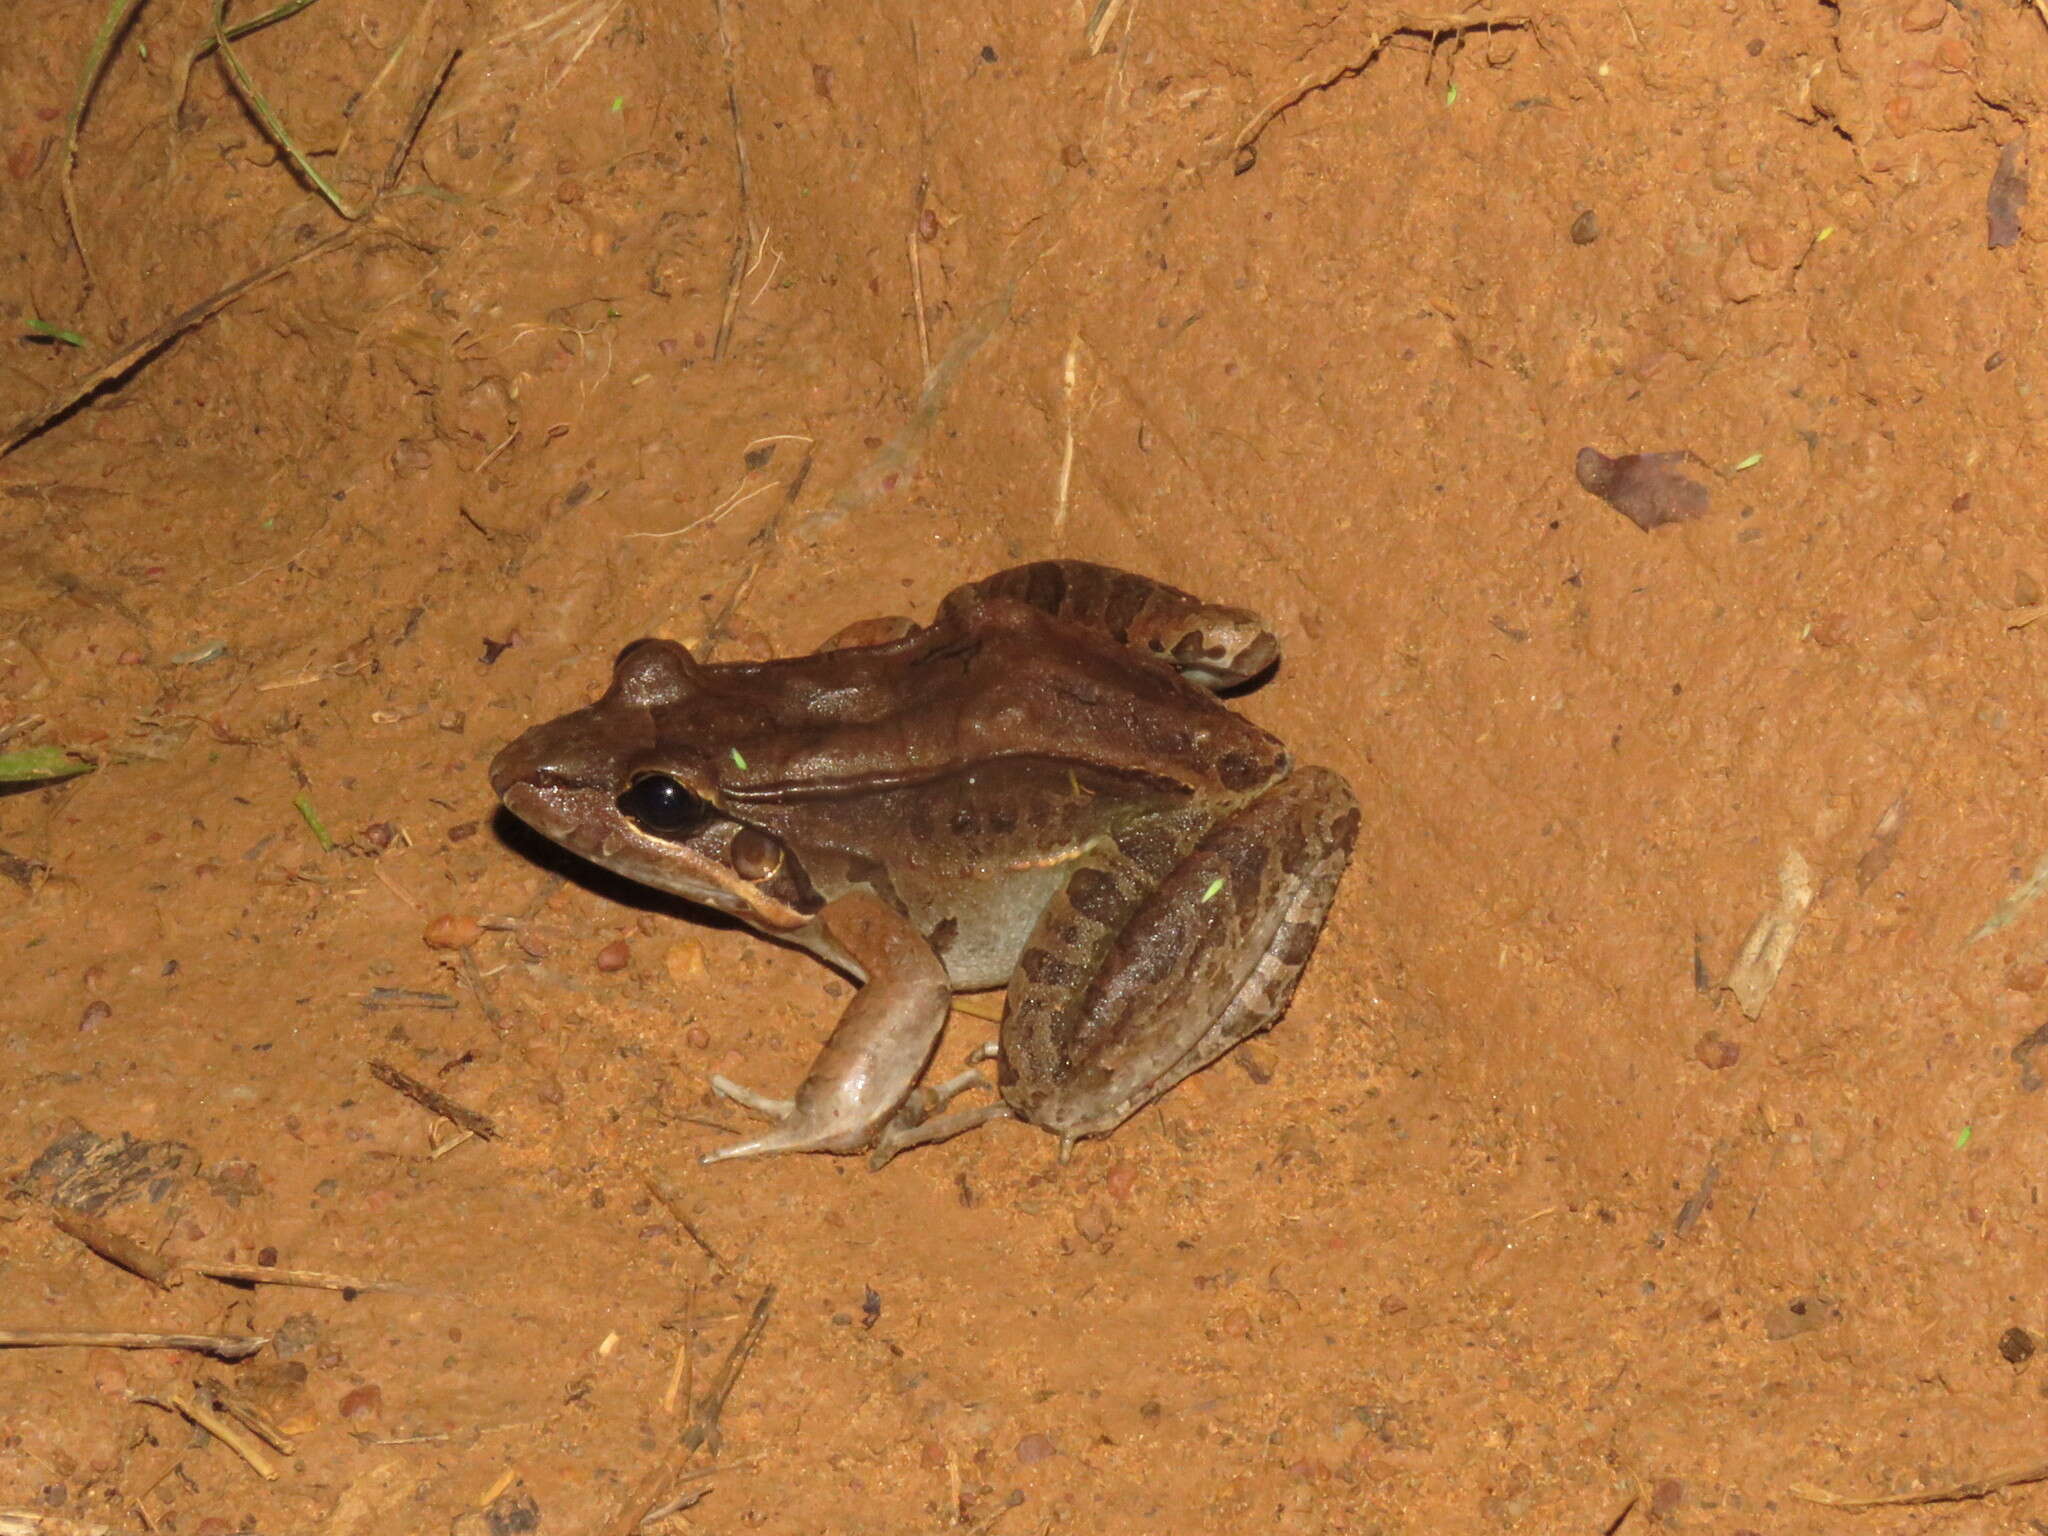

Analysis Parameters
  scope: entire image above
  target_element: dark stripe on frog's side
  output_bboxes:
[716,755,1199,807]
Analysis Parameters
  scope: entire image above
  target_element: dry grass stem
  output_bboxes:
[684,1284,775,1454]
[135,1390,279,1479]
[61,0,150,291]
[711,0,753,360]
[0,1330,267,1359]
[644,1175,737,1274]
[1793,1460,2048,1507]
[909,229,931,381]
[188,1259,429,1295]
[1054,337,1079,535]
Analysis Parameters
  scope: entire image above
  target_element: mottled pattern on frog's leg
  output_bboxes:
[1001,768,1361,1143]
[951,561,1282,689]
[996,806,1214,1129]
[699,892,952,1164]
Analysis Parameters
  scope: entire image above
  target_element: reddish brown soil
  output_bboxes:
[7,0,2048,1530]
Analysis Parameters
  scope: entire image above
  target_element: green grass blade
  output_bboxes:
[62,0,152,286]
[26,319,88,347]
[212,0,355,218]
[0,747,96,784]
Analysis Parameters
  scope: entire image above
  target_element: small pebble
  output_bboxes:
[684,1024,710,1049]
[1694,1034,1741,1070]
[1015,1433,1057,1465]
[1569,208,1600,245]
[2000,1325,2037,1364]
[360,821,396,850]
[422,914,484,950]
[1650,1479,1686,1518]
[79,1001,111,1032]
[1810,612,1854,648]
[1074,1205,1112,1244]
[595,940,632,973]
[1104,1161,1138,1201]
[337,1384,383,1420]
[2006,962,2047,993]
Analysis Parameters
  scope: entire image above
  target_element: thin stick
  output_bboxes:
[908,229,931,382]
[134,1391,279,1480]
[684,1285,775,1453]
[0,1330,266,1360]
[1053,336,1078,536]
[50,1210,180,1290]
[0,1511,153,1536]
[1,225,352,457]
[710,0,752,360]
[644,1175,736,1273]
[369,1058,501,1140]
[1793,1461,2048,1508]
[187,1260,429,1295]
[60,0,150,291]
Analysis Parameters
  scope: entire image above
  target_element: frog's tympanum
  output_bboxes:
[490,562,1359,1166]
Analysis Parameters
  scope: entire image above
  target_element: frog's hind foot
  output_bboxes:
[868,1101,1014,1170]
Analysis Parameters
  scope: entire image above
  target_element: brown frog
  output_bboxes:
[489,561,1359,1165]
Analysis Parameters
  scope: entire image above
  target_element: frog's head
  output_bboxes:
[490,639,819,932]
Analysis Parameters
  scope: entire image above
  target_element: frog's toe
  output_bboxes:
[709,1073,793,1119]
[867,1101,1014,1169]
[699,1074,874,1162]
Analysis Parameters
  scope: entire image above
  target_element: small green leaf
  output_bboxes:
[1732,452,1763,472]
[730,747,748,771]
[1816,225,1835,243]
[1200,875,1226,903]
[611,93,624,112]
[0,747,95,783]
[294,791,334,851]
[1444,82,1459,107]
[1955,1125,1973,1150]
[26,318,86,347]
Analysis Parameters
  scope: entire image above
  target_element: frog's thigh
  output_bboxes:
[1001,768,1361,1141]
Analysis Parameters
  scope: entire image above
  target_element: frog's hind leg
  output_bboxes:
[1001,768,1361,1143]
[953,561,1281,689]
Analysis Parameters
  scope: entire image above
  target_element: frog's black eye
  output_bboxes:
[618,774,709,836]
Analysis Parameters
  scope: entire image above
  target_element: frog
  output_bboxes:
[489,560,1360,1166]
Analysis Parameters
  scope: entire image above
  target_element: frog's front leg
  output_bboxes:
[1001,767,1361,1144]
[700,890,951,1163]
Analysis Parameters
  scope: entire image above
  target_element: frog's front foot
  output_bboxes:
[697,892,952,1164]
[699,1073,875,1162]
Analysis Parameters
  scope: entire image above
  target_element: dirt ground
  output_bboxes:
[9,0,2048,1530]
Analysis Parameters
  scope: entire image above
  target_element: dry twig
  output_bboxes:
[50,1208,179,1289]
[0,1329,265,1359]
[1793,1460,2048,1508]
[134,1390,279,1479]
[369,1057,501,1140]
